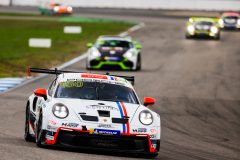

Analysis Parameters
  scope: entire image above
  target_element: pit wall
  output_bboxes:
[1,0,240,11]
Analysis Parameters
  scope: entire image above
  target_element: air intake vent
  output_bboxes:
[98,110,110,117]
[80,115,99,122]
[112,118,128,124]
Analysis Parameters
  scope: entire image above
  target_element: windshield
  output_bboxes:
[95,40,133,49]
[54,81,139,104]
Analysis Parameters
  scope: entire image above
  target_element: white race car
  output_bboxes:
[24,68,161,157]
[86,36,142,71]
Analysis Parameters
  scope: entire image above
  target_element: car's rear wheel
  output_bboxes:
[24,103,35,142]
[36,111,43,147]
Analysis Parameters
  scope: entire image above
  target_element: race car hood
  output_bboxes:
[53,98,140,123]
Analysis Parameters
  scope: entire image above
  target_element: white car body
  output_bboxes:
[25,72,160,156]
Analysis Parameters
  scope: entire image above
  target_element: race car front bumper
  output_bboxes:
[220,23,240,29]
[187,30,219,38]
[89,58,134,70]
[41,128,160,155]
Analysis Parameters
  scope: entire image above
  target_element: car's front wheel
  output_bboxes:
[138,153,159,158]
[36,111,44,147]
[136,54,141,70]
[24,103,35,142]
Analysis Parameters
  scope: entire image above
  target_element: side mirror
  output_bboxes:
[34,89,47,101]
[144,97,155,106]
[132,41,138,45]
[136,45,142,49]
[87,43,93,48]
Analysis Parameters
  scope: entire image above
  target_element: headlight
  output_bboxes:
[91,50,100,57]
[52,103,69,118]
[125,52,133,58]
[189,18,193,23]
[139,110,153,125]
[187,26,195,32]
[218,19,224,25]
[54,6,59,11]
[238,19,240,25]
[67,6,72,11]
[211,27,218,34]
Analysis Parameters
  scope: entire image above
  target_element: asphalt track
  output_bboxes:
[0,7,240,160]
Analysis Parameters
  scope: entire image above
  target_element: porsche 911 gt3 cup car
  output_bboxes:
[86,36,142,70]
[218,12,240,30]
[186,17,220,40]
[24,68,160,157]
[40,1,73,15]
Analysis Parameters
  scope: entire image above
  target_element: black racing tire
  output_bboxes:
[215,33,220,40]
[138,153,159,158]
[36,111,43,147]
[136,54,141,70]
[24,103,35,142]
[86,60,91,70]
[185,32,191,39]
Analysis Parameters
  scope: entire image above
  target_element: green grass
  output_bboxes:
[0,19,134,77]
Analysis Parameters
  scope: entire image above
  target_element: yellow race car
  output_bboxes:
[186,17,220,40]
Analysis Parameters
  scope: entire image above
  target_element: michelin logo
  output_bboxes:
[90,128,120,136]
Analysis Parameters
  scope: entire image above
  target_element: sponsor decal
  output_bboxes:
[114,77,126,83]
[151,140,157,149]
[104,56,120,61]
[81,74,108,79]
[90,128,120,136]
[132,128,147,133]
[157,114,160,118]
[149,134,157,138]
[150,129,157,133]
[97,124,114,128]
[62,81,83,88]
[86,105,119,111]
[47,125,58,131]
[48,120,57,125]
[43,104,46,108]
[46,135,54,141]
[103,119,107,122]
[62,123,79,127]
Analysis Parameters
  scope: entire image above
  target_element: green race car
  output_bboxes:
[186,17,220,40]
[86,36,142,71]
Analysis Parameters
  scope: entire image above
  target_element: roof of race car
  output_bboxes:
[97,36,132,42]
[222,12,239,17]
[57,73,132,87]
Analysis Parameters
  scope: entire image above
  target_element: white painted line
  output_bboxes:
[0,21,145,94]
[64,26,82,33]
[29,38,51,48]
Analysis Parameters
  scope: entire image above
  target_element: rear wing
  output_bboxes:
[28,67,135,85]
